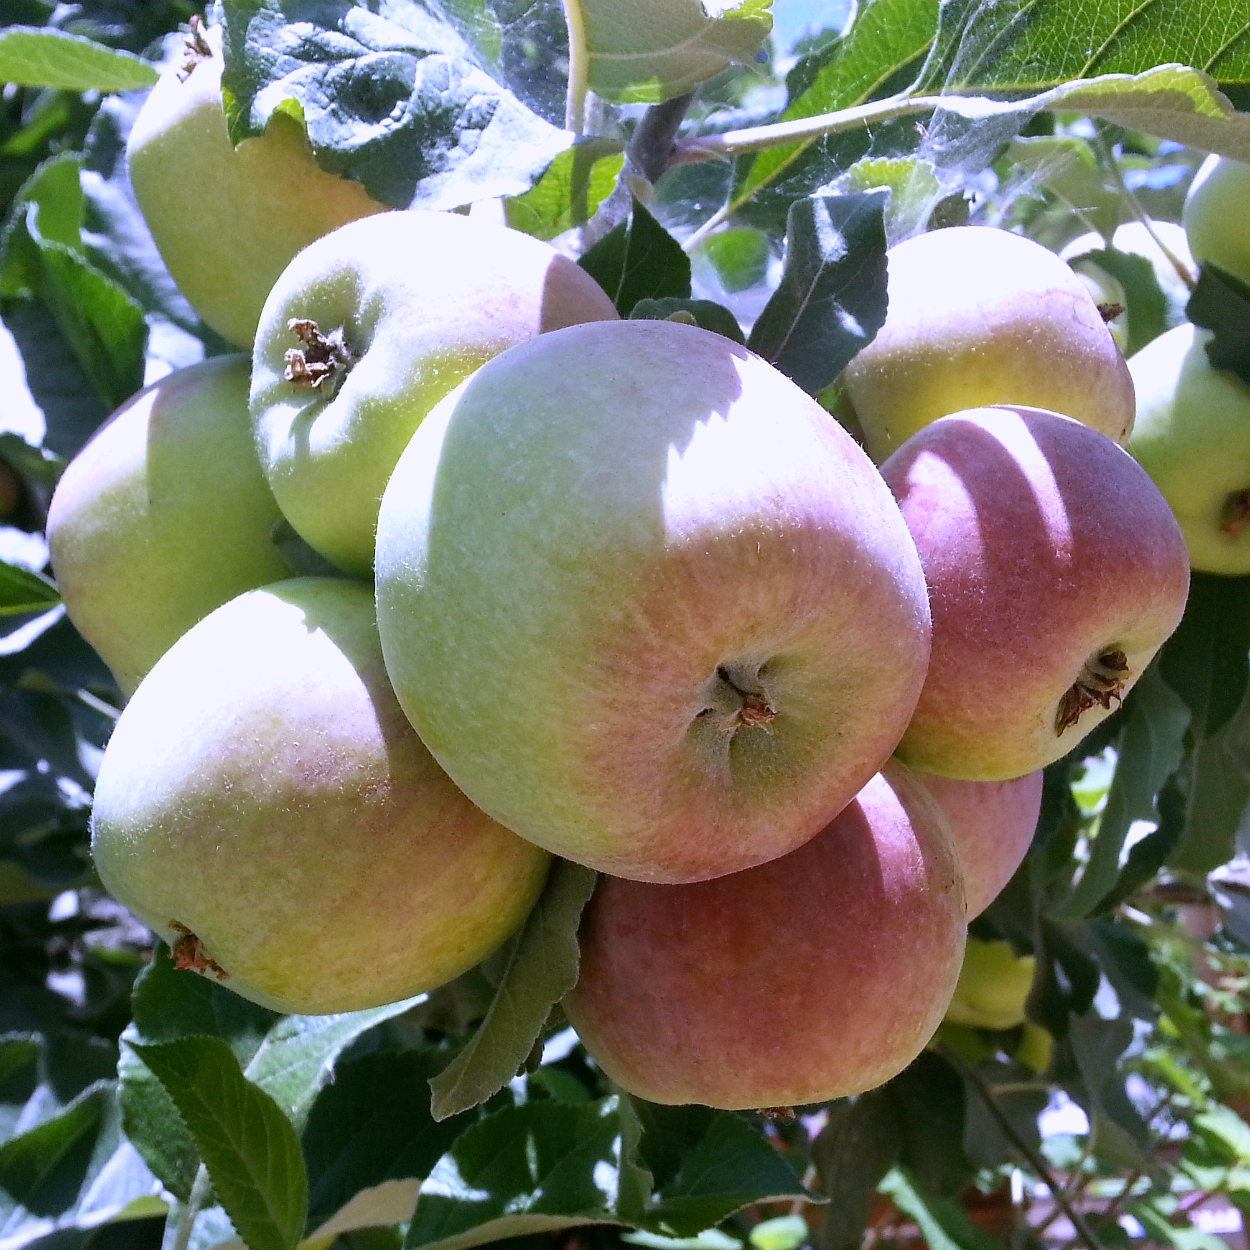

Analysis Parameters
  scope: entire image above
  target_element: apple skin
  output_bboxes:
[250,209,619,578]
[1126,323,1250,575]
[91,577,551,1015]
[46,355,292,696]
[561,760,966,1108]
[1183,156,1250,286]
[880,406,1190,781]
[375,318,932,884]
[839,227,1136,463]
[943,938,1035,1031]
[126,22,386,349]
[913,769,1041,916]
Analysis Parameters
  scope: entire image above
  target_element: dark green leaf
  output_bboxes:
[429,860,596,1121]
[888,1053,970,1199]
[698,228,770,294]
[746,191,888,396]
[0,1083,106,1216]
[0,562,59,617]
[809,1093,899,1250]
[1070,247,1174,358]
[879,1166,1007,1250]
[504,139,624,240]
[129,1037,308,1250]
[578,199,691,315]
[629,298,745,343]
[1092,778,1187,918]
[1187,265,1250,388]
[1173,702,1250,873]
[0,28,158,91]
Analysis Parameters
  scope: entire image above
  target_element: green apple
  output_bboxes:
[250,209,620,578]
[839,227,1136,463]
[561,760,967,1108]
[375,318,933,884]
[91,577,551,1015]
[1183,155,1250,286]
[1060,220,1195,305]
[46,355,292,695]
[944,938,1035,1031]
[1127,323,1250,574]
[881,406,1190,781]
[126,20,386,348]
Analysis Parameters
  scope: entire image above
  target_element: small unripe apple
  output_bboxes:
[250,209,619,577]
[91,578,551,1014]
[944,938,1036,1031]
[46,356,291,695]
[562,761,966,1108]
[1127,323,1250,575]
[126,21,386,348]
[839,227,1136,462]
[1183,156,1250,286]
[881,406,1190,781]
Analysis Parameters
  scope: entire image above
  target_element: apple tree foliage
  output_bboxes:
[2,0,1250,1248]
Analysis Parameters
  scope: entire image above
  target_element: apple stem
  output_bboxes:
[1055,648,1129,735]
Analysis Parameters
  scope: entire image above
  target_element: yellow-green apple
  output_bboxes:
[943,938,1035,1031]
[1127,323,1250,574]
[561,760,966,1108]
[838,227,1136,462]
[91,577,551,1014]
[127,21,386,349]
[250,209,619,577]
[914,770,1041,916]
[46,355,292,695]
[1183,156,1250,285]
[881,406,1190,781]
[375,318,933,883]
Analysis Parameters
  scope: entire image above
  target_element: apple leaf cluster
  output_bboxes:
[3,2,1250,1250]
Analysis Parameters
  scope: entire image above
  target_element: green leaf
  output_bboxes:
[697,228,770,294]
[578,199,691,315]
[1130,1200,1230,1250]
[629,298,745,343]
[0,28,158,92]
[0,562,59,617]
[1187,265,1250,388]
[879,1166,1006,1250]
[1192,1105,1250,1167]
[504,140,624,240]
[1006,136,1122,242]
[1173,707,1250,874]
[830,155,941,239]
[746,191,889,396]
[129,1037,308,1250]
[809,1093,900,1250]
[429,859,597,1120]
[1070,247,1175,358]
[220,1,573,211]
[405,1099,623,1250]
[573,0,771,104]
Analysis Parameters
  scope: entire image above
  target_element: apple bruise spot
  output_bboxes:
[284,319,356,397]
[169,920,229,981]
[1219,490,1250,539]
[1055,648,1130,735]
[697,666,777,733]
[177,15,213,82]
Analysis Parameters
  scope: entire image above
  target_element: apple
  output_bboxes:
[943,938,1036,1031]
[838,227,1136,463]
[126,20,387,349]
[914,770,1042,916]
[1060,220,1195,306]
[375,318,932,884]
[46,355,293,695]
[880,406,1190,781]
[1182,155,1250,286]
[1126,323,1250,575]
[250,209,620,578]
[561,760,967,1108]
[91,577,551,1015]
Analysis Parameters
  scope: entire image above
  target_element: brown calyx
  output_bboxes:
[1055,648,1129,735]
[169,920,229,981]
[698,667,777,733]
[757,1106,796,1121]
[1097,302,1126,323]
[284,319,357,395]
[177,15,214,82]
[1219,490,1250,539]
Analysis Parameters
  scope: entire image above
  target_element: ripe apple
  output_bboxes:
[943,938,1036,1031]
[1127,323,1250,575]
[250,209,619,578]
[1182,155,1250,285]
[126,20,386,349]
[375,318,933,884]
[46,355,292,695]
[880,406,1190,781]
[914,769,1042,916]
[838,227,1136,463]
[91,577,551,1014]
[561,760,967,1108]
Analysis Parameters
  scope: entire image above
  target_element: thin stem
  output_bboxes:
[628,93,694,184]
[1097,1166,1144,1226]
[168,1165,210,1250]
[562,0,589,134]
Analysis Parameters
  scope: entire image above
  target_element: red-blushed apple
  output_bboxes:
[838,227,1136,463]
[880,406,1190,781]
[375,318,933,884]
[46,355,292,695]
[127,21,386,348]
[91,577,551,1014]
[250,209,619,577]
[561,760,967,1108]
[912,769,1042,916]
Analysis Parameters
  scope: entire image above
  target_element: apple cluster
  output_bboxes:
[49,26,1206,1111]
